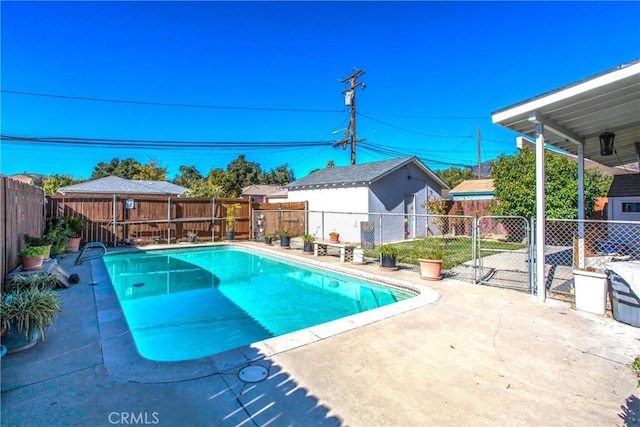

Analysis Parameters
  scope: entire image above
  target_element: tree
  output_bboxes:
[489,148,612,219]
[42,174,82,195]
[183,168,226,198]
[223,155,265,197]
[173,165,203,187]
[91,157,141,179]
[132,159,168,181]
[436,166,474,189]
[265,164,295,186]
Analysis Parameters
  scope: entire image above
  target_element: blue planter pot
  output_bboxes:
[3,325,40,354]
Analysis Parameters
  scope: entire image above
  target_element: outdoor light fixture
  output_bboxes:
[599,131,615,156]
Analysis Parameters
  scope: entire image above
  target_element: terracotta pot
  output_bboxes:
[329,234,339,243]
[419,258,443,281]
[66,237,81,253]
[21,255,45,271]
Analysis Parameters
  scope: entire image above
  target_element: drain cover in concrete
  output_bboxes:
[239,365,268,383]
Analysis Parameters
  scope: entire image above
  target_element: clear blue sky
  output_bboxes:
[1,1,639,181]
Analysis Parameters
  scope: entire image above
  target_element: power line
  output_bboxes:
[358,141,471,168]
[1,90,345,113]
[357,112,474,139]
[1,134,334,149]
[360,112,487,120]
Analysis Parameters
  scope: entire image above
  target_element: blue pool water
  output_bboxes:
[104,246,415,361]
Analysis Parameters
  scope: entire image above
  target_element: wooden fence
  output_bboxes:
[1,176,45,284]
[46,195,308,246]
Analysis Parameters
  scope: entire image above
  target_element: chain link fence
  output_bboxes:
[476,216,531,292]
[250,209,640,297]
[544,219,640,296]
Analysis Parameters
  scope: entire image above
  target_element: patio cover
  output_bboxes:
[491,58,640,302]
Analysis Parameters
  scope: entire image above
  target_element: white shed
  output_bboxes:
[607,174,640,222]
[285,156,448,243]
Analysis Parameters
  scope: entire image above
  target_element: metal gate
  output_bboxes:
[476,216,532,292]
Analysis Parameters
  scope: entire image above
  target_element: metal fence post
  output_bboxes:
[211,197,216,243]
[167,197,171,244]
[112,194,117,247]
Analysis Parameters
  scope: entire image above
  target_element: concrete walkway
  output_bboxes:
[1,244,639,426]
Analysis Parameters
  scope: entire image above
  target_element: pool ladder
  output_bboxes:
[75,242,108,265]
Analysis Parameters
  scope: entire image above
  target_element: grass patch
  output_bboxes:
[364,237,526,270]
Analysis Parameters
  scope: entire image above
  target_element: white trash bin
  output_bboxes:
[353,248,365,264]
[573,269,608,315]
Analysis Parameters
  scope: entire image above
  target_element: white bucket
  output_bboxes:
[573,269,608,315]
[353,248,365,263]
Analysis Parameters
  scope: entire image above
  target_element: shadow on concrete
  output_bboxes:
[619,394,640,427]
[222,359,343,426]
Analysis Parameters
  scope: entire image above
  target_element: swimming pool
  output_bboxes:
[104,246,416,361]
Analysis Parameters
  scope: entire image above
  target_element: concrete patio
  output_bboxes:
[1,243,639,426]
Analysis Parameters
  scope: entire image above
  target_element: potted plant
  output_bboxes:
[329,231,340,243]
[24,234,53,260]
[279,230,293,248]
[187,231,198,243]
[301,233,315,254]
[225,203,242,241]
[61,216,85,252]
[5,273,65,292]
[47,229,69,257]
[377,244,399,271]
[0,286,62,353]
[263,234,274,245]
[18,246,48,271]
[414,238,446,281]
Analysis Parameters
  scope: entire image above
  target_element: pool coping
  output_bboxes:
[92,242,440,383]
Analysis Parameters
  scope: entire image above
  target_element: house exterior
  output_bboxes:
[607,174,640,222]
[448,179,494,201]
[57,176,188,196]
[285,156,448,243]
[241,184,288,203]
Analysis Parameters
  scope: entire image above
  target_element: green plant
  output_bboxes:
[24,234,52,247]
[18,246,48,258]
[377,244,399,258]
[413,238,447,260]
[301,233,315,242]
[279,230,293,238]
[633,356,640,389]
[422,198,448,234]
[329,231,339,237]
[5,273,64,292]
[61,216,85,237]
[226,203,242,231]
[45,227,69,255]
[0,286,62,341]
[187,230,198,238]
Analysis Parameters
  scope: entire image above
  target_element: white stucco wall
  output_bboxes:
[286,186,369,242]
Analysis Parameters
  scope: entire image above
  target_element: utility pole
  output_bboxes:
[476,127,482,179]
[339,69,366,164]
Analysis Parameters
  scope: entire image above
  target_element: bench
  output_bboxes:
[314,241,357,262]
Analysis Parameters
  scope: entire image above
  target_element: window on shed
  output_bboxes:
[621,202,640,213]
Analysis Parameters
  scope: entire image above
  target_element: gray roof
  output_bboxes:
[607,174,640,198]
[286,156,448,190]
[57,176,188,195]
